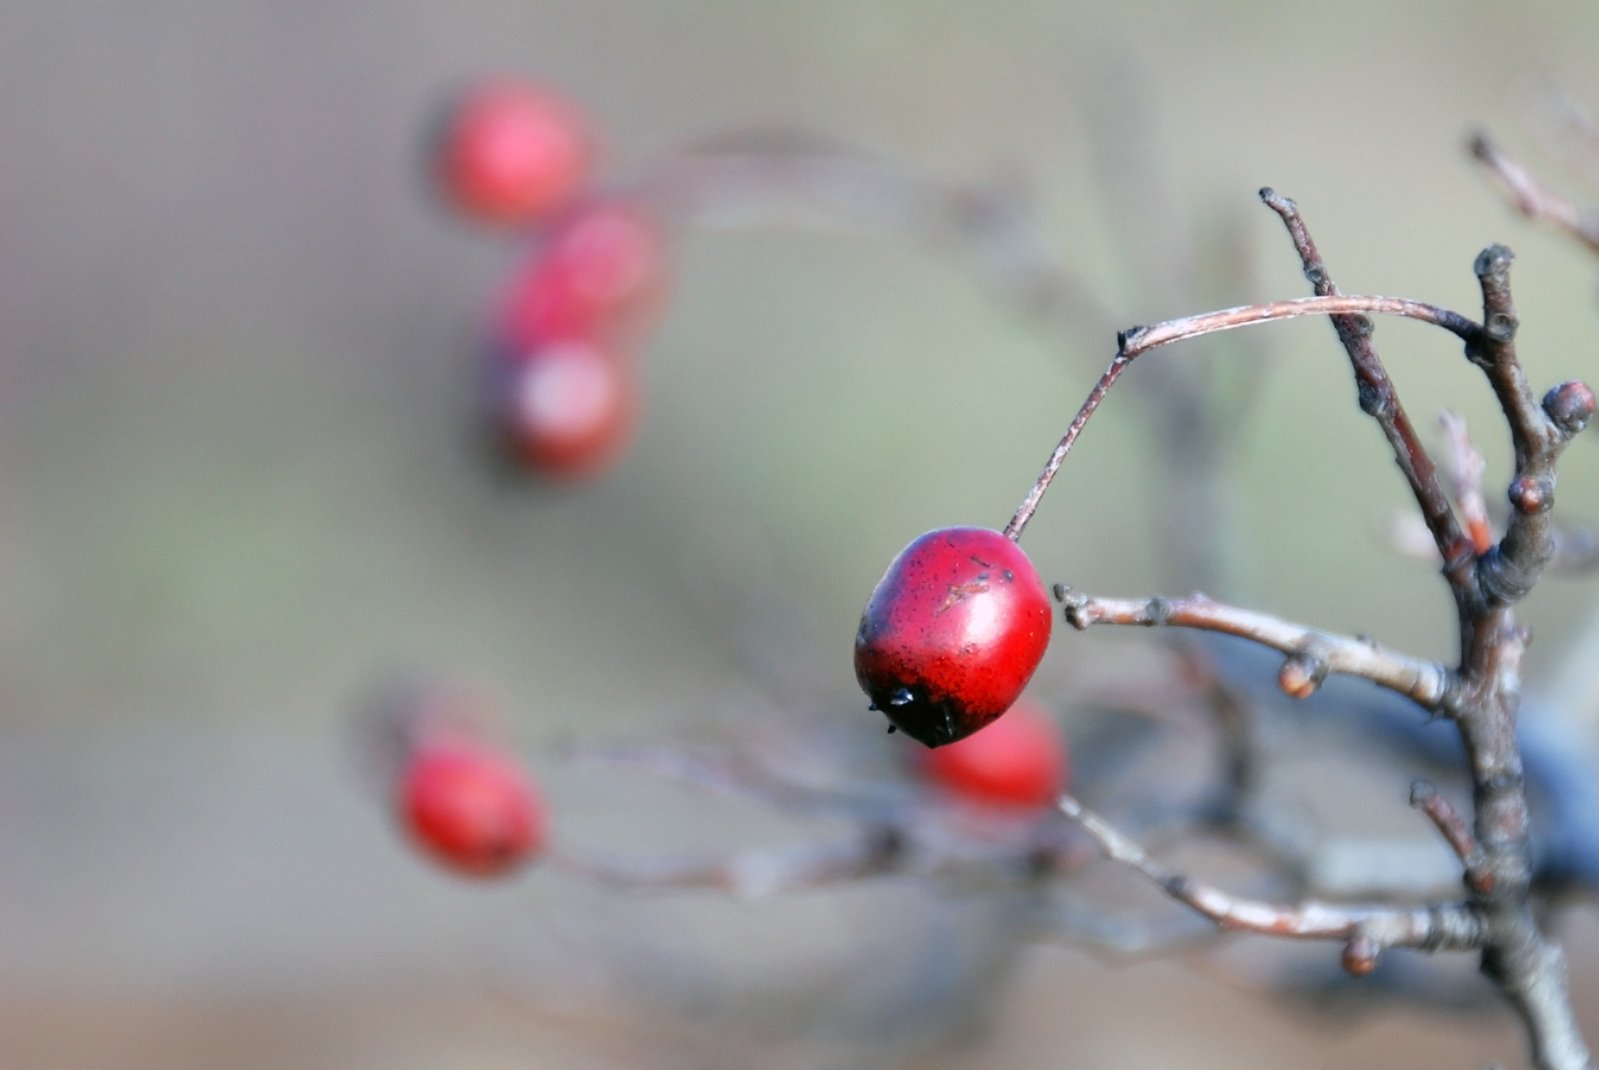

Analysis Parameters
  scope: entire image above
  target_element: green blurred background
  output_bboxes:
[6,2,1599,1066]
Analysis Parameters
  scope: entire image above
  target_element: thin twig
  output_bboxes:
[563,741,911,823]
[1411,780,1491,894]
[1469,132,1599,256]
[551,827,906,899]
[1058,792,1484,952]
[1260,188,1476,585]
[1003,289,1487,540]
[557,740,1102,892]
[1054,585,1452,710]
[649,135,1119,338]
[550,809,1101,897]
[1118,294,1481,355]
[1470,247,1577,607]
[1174,640,1262,809]
[1525,81,1599,189]
[1004,352,1131,539]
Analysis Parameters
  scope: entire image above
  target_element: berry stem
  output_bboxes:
[1119,293,1479,352]
[1004,352,1130,541]
[1004,290,1485,542]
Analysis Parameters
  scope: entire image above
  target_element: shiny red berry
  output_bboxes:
[436,79,592,226]
[917,698,1068,808]
[492,341,639,480]
[854,527,1052,747]
[497,200,667,349]
[400,738,545,878]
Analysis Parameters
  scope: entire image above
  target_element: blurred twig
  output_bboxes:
[1470,131,1599,257]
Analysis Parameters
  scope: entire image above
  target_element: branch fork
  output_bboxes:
[1034,188,1595,1069]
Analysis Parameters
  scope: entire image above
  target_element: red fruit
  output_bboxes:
[917,698,1067,808]
[400,739,545,878]
[436,79,592,226]
[498,200,667,349]
[854,527,1052,747]
[493,341,639,480]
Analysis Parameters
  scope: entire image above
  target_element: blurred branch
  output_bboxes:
[1386,512,1599,576]
[1440,410,1496,554]
[1524,81,1599,189]
[1175,640,1263,812]
[557,739,1098,893]
[649,131,1118,339]
[1469,132,1599,256]
[1548,523,1599,574]
[553,826,907,898]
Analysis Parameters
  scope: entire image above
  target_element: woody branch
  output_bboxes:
[1043,189,1593,1070]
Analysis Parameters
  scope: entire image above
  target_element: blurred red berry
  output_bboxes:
[400,738,545,878]
[854,527,1053,747]
[497,199,668,349]
[493,341,639,480]
[436,79,592,226]
[917,698,1067,809]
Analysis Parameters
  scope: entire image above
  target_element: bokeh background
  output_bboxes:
[6,2,1599,1067]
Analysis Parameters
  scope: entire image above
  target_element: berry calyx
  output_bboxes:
[399,737,545,878]
[916,697,1068,809]
[497,199,668,349]
[490,340,639,480]
[435,78,593,226]
[854,526,1053,747]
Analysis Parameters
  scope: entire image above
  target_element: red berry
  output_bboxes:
[492,341,639,480]
[400,739,545,878]
[917,698,1067,808]
[436,79,592,226]
[854,527,1052,747]
[497,200,667,349]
